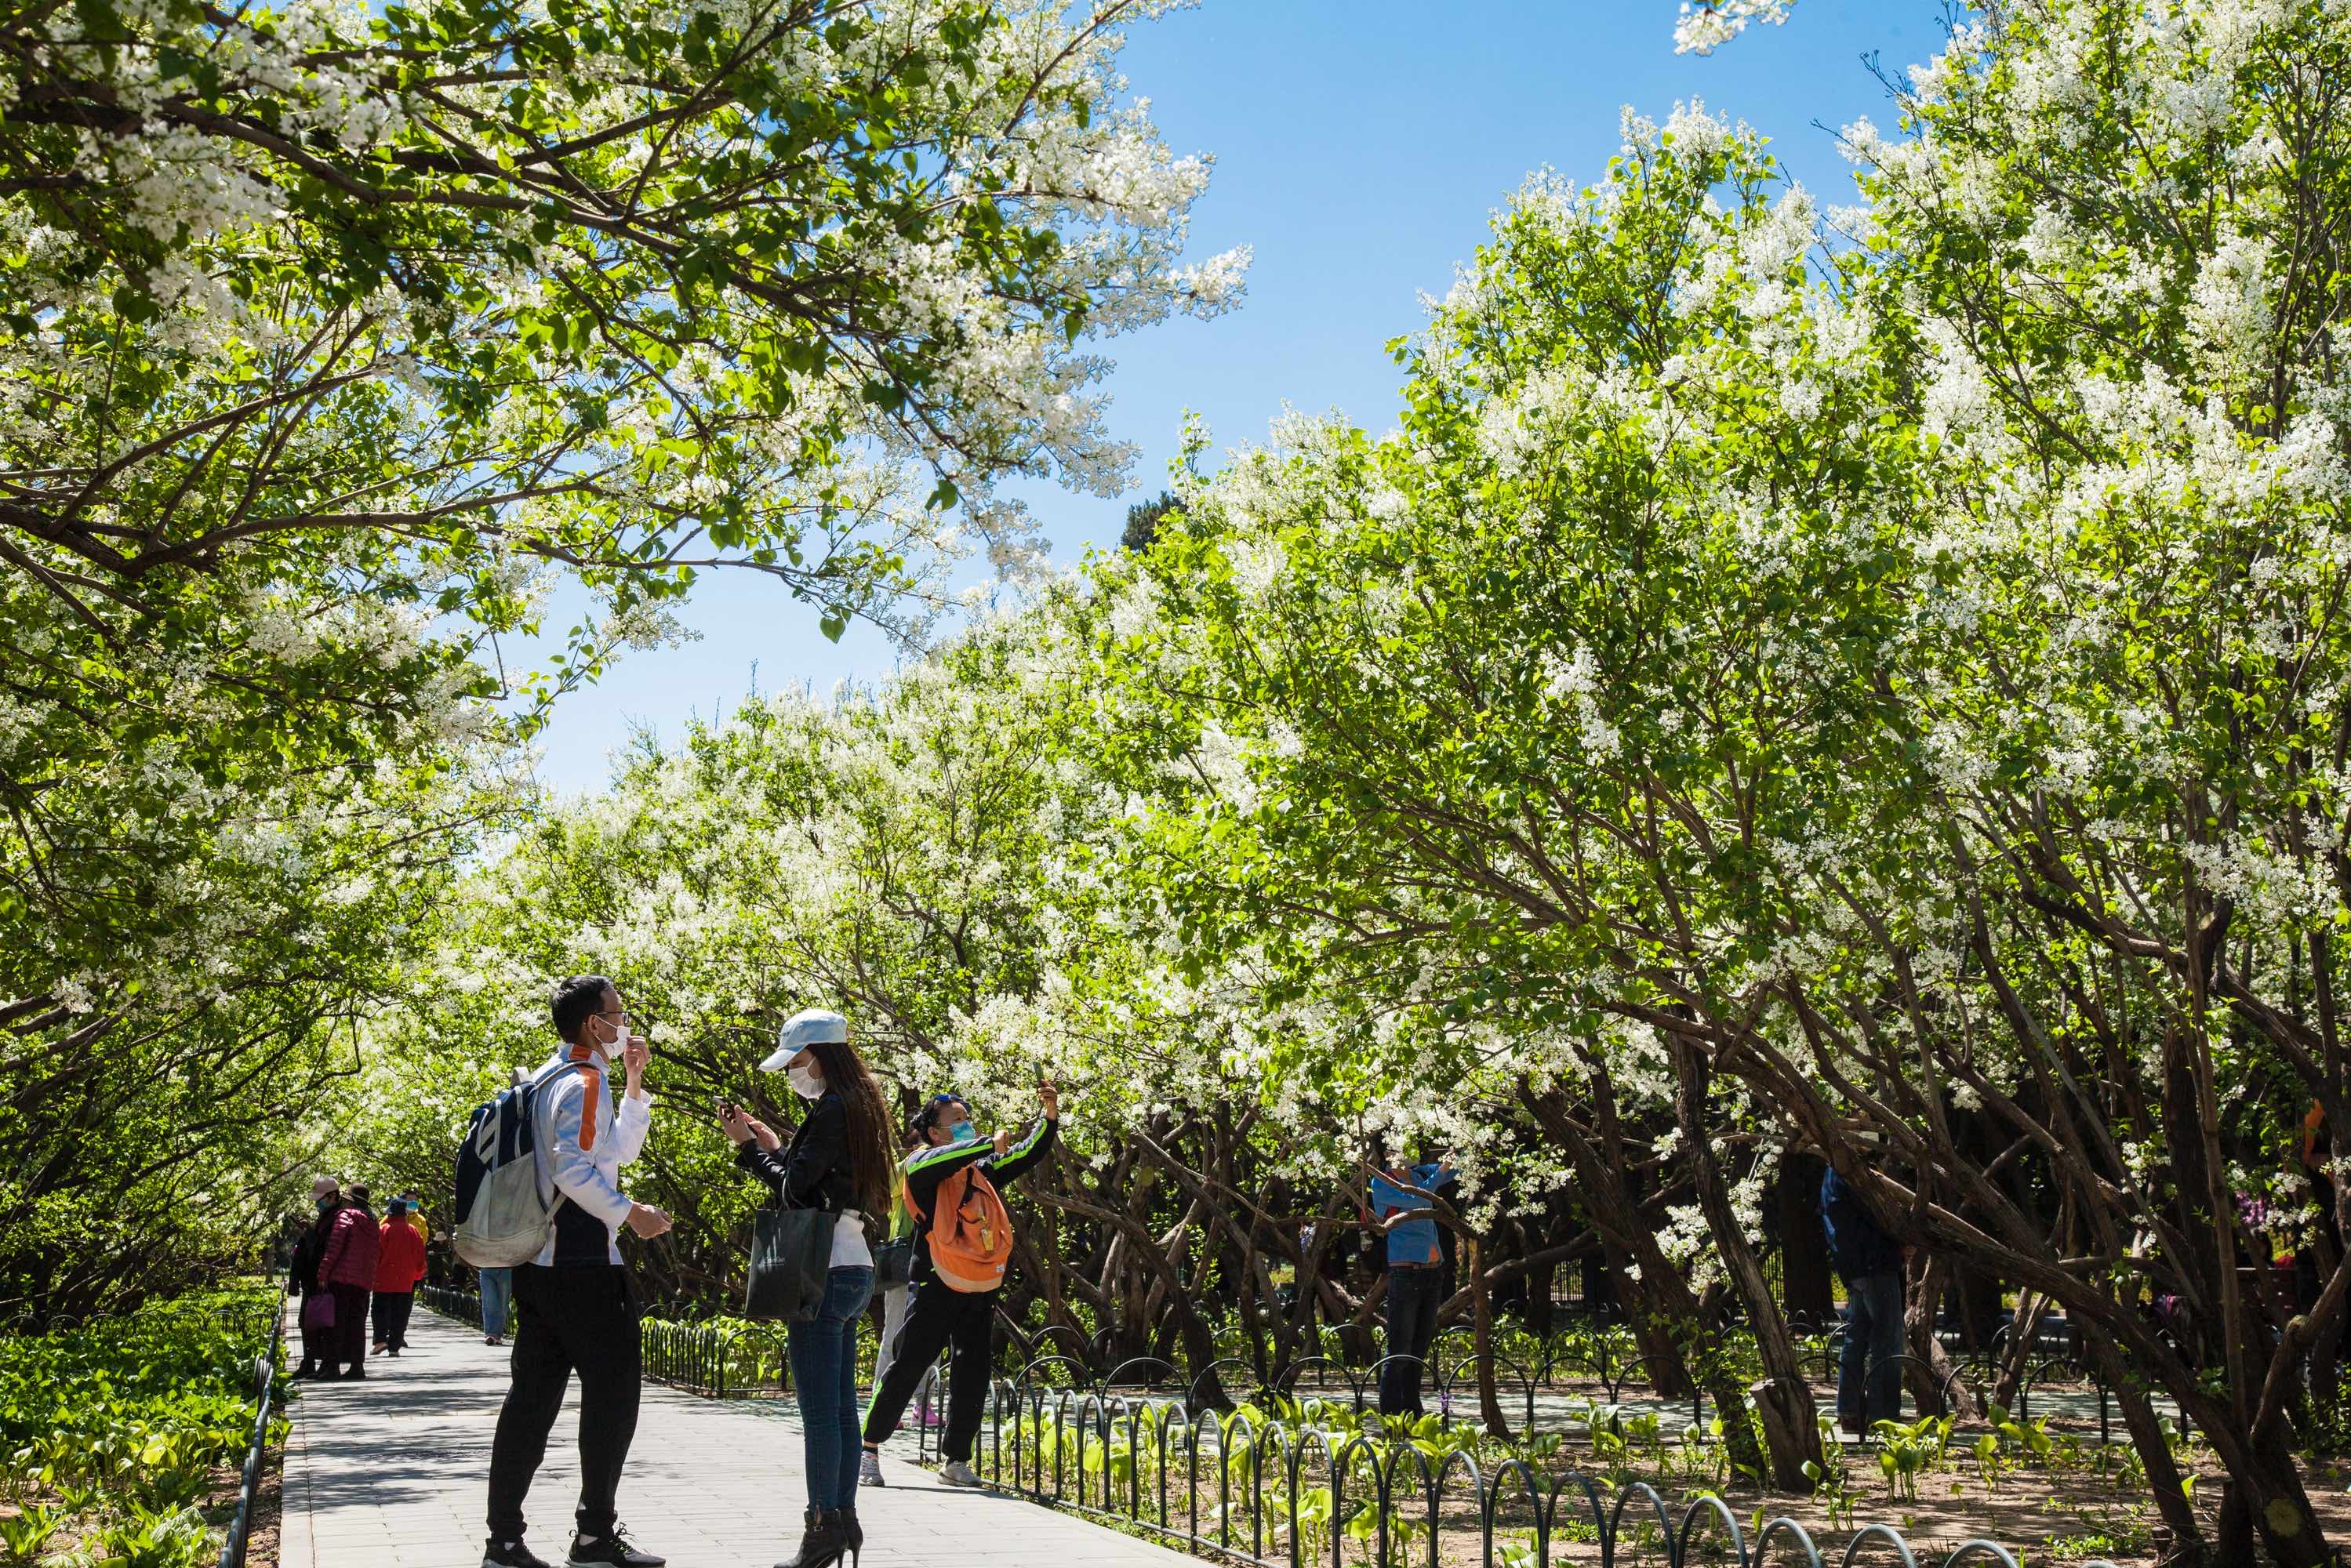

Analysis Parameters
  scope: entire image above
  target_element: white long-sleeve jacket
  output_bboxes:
[528,1042,652,1266]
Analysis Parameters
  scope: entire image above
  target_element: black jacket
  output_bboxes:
[898,1116,1058,1290]
[737,1091,857,1215]
[1821,1166,1903,1283]
[289,1202,340,1294]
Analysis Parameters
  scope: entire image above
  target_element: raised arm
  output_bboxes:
[901,1137,996,1217]
[983,1112,1059,1187]
[735,1095,848,1207]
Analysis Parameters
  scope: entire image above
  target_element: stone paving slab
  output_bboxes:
[280,1299,1201,1568]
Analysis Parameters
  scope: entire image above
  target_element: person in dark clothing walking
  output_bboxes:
[722,1007,895,1568]
[859,1081,1059,1488]
[482,976,672,1568]
[1822,1163,1907,1434]
[289,1175,342,1380]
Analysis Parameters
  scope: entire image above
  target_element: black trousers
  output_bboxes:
[485,1265,641,1543]
[861,1279,994,1462]
[1378,1265,1443,1416]
[371,1290,416,1350]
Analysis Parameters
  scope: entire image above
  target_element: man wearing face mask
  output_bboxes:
[482,975,671,1568]
[858,1083,1058,1489]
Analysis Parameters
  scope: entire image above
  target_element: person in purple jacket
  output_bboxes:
[315,1181,380,1380]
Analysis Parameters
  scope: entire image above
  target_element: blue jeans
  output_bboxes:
[1839,1270,1906,1428]
[478,1266,512,1338]
[790,1265,874,1510]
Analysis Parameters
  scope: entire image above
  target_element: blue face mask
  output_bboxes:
[947,1120,978,1145]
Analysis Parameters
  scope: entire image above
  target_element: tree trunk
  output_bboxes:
[2197,1405,2331,1568]
[1993,1289,2049,1410]
[1520,1080,1706,1399]
[1037,1185,1236,1408]
[1904,1249,1977,1419]
[1470,1234,1513,1439]
[2081,1328,2205,1557]
[1950,1258,2004,1354]
[2313,1197,2349,1417]
[1671,1041,1822,1490]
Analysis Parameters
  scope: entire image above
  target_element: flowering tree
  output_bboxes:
[1673,0,1795,55]
[1103,2,2351,1557]
[2,0,1245,641]
[1096,104,1862,1486]
[0,0,1241,1317]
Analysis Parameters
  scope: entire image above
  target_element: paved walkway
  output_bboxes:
[279,1301,1199,1568]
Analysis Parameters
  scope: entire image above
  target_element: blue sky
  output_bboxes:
[528,0,1934,795]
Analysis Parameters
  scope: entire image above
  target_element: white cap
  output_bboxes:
[760,1008,848,1072]
[311,1175,340,1200]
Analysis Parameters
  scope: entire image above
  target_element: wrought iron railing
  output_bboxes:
[215,1288,288,1568]
[966,1381,2124,1568]
[411,1291,2145,1568]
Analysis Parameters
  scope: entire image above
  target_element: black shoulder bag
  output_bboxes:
[743,1116,836,1323]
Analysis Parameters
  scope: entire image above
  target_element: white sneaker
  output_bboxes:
[939,1459,983,1489]
[859,1450,884,1488]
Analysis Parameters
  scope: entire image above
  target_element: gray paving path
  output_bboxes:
[278,1300,1200,1568]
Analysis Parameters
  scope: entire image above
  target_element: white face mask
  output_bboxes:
[787,1062,824,1100]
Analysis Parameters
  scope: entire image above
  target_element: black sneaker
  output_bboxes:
[567,1526,665,1567]
[483,1541,553,1568]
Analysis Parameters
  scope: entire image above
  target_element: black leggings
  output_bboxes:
[861,1280,994,1462]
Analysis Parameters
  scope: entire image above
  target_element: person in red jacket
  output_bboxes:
[317,1182,381,1379]
[372,1197,430,1357]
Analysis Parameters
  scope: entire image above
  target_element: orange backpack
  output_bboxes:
[908,1163,1012,1293]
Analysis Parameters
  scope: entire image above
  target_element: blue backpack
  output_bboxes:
[452,1061,580,1267]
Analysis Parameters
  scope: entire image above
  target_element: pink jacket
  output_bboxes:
[318,1204,381,1290]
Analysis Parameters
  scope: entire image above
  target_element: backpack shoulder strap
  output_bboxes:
[523,1059,580,1094]
[910,1161,974,1229]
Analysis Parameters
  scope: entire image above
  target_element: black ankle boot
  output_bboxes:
[776,1508,848,1568]
[838,1507,862,1553]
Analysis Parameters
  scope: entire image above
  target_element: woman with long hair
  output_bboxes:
[722,1009,892,1568]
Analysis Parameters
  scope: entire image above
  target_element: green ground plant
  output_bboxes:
[0,1284,282,1568]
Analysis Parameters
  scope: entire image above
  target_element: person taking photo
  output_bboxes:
[859,1080,1059,1489]
[721,1009,893,1568]
[1364,1148,1453,1418]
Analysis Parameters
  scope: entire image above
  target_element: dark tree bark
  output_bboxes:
[1521,1078,1762,1481]
[1670,1042,1822,1489]
[1904,1249,1977,1420]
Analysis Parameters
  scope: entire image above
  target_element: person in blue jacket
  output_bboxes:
[1821,1163,1908,1435]
[1366,1149,1453,1417]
